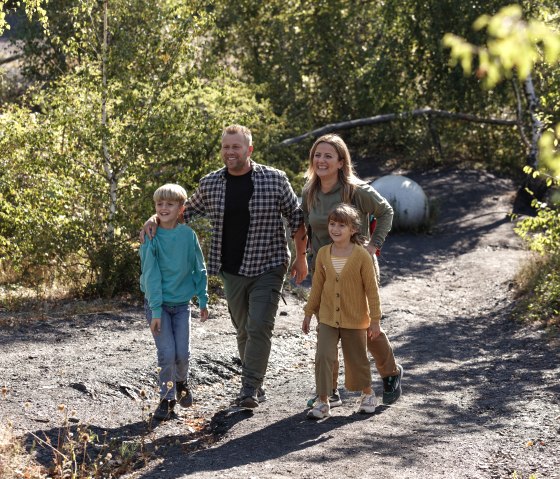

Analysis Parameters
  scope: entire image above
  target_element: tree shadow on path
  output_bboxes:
[135,408,377,479]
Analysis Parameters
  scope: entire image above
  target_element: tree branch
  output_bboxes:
[280,108,519,146]
[0,53,23,66]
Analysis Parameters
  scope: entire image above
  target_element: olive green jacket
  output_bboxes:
[302,181,393,269]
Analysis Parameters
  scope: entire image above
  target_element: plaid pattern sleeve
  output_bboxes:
[184,163,303,277]
[238,163,304,276]
[184,168,227,276]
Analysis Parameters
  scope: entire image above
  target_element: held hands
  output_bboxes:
[139,215,159,243]
[368,322,381,340]
[365,242,381,257]
[200,307,209,322]
[150,317,162,335]
[302,315,312,334]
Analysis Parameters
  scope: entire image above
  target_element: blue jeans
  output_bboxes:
[144,301,191,400]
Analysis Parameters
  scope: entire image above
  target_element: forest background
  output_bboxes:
[0,0,559,328]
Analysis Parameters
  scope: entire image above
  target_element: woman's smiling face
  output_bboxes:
[312,142,343,182]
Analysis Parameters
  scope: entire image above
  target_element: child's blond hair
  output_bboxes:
[153,184,187,204]
[328,204,365,245]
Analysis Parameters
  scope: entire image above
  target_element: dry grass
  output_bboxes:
[0,402,150,479]
[0,281,141,328]
[513,253,560,339]
[0,422,48,479]
[0,380,215,478]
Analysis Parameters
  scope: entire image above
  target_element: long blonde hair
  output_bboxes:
[302,134,363,211]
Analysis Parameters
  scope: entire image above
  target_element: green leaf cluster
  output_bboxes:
[444,4,560,88]
[514,213,560,333]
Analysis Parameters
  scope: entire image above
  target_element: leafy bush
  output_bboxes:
[514,177,560,335]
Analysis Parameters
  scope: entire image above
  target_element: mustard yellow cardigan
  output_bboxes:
[304,244,381,329]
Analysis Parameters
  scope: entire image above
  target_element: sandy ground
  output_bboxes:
[1,167,559,479]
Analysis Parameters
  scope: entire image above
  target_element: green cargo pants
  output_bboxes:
[220,264,287,389]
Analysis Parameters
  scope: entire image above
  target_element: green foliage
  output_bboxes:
[212,0,525,171]
[514,250,560,336]
[0,0,285,298]
[515,190,560,257]
[446,4,560,330]
[443,3,560,175]
[0,0,48,35]
[85,238,140,298]
[3,0,560,300]
[444,4,560,88]
[539,124,560,178]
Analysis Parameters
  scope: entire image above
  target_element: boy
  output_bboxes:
[139,184,209,421]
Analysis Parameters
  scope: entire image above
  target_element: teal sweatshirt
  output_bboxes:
[139,224,208,319]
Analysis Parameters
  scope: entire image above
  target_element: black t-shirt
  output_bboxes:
[221,170,254,274]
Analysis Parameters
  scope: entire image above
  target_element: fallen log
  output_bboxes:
[280,108,519,146]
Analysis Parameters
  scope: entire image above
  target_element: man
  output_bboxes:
[143,124,307,408]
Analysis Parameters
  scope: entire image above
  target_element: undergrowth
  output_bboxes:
[513,253,560,338]
[0,390,152,478]
[513,184,560,338]
[0,381,216,478]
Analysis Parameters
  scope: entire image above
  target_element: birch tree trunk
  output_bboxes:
[523,74,543,169]
[515,74,549,207]
[101,0,117,240]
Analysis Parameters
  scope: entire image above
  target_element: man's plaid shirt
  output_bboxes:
[184,162,304,276]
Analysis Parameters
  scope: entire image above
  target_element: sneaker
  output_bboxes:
[306,389,342,408]
[153,399,176,421]
[328,389,342,407]
[236,384,259,409]
[176,381,193,408]
[307,400,331,419]
[358,392,377,414]
[382,364,404,405]
[257,387,267,403]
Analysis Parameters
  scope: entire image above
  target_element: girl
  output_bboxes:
[301,133,402,408]
[302,204,380,419]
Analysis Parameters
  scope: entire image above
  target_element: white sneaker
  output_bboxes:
[358,392,377,414]
[306,389,342,408]
[307,400,331,419]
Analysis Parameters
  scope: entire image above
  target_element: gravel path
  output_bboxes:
[1,168,558,479]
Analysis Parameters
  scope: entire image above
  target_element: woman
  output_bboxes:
[301,133,403,407]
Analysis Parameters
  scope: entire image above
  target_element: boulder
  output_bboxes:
[371,175,429,230]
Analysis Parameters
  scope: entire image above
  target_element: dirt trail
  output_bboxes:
[1,168,559,479]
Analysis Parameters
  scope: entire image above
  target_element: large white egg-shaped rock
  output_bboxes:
[371,175,429,230]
